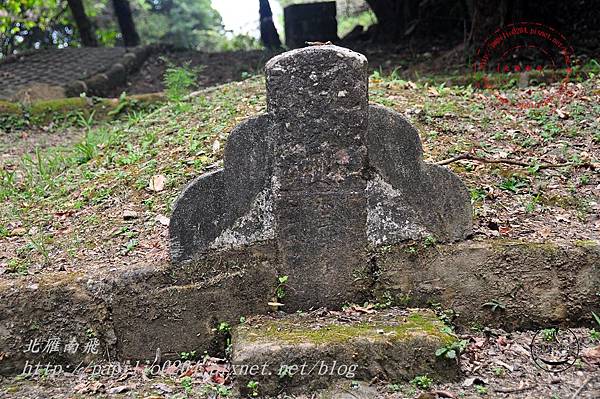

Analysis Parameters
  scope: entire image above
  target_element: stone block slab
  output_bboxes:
[231,308,460,396]
[373,240,600,329]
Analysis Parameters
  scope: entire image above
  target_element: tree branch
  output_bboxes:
[435,152,596,170]
[494,384,536,394]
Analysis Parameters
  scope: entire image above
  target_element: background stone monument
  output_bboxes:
[284,2,339,48]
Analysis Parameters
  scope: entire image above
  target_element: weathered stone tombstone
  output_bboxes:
[170,45,472,311]
[284,2,338,48]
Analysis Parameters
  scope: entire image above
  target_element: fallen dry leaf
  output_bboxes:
[149,174,166,192]
[345,304,377,314]
[9,227,26,236]
[123,210,138,220]
[155,214,170,226]
[152,383,173,393]
[581,345,600,364]
[556,108,569,119]
[212,140,221,153]
[107,385,132,394]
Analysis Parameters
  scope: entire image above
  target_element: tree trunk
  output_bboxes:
[67,0,98,47]
[259,0,281,49]
[112,0,140,47]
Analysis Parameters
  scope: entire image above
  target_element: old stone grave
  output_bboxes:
[166,44,471,391]
[170,44,472,310]
[2,45,598,395]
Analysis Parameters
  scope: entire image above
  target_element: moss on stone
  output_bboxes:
[0,100,23,115]
[35,271,84,289]
[28,97,89,115]
[240,310,455,346]
[14,93,165,125]
[574,240,599,248]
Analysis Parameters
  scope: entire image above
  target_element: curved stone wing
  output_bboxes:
[366,104,472,244]
[169,114,274,262]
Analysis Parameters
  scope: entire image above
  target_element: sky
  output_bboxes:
[212,0,284,37]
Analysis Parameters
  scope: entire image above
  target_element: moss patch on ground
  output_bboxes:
[0,93,165,127]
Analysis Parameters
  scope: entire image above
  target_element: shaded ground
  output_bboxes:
[1,317,598,398]
[105,38,598,98]
[1,36,597,102]
[107,40,461,97]
[106,49,278,97]
[0,126,86,165]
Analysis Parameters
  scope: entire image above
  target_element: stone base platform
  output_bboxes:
[231,308,460,396]
[0,240,598,375]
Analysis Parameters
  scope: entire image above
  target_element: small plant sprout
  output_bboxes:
[275,275,288,300]
[270,276,288,308]
[164,62,199,102]
[180,376,193,393]
[404,244,418,254]
[179,350,196,360]
[499,175,528,193]
[475,384,488,395]
[410,374,433,390]
[541,328,557,342]
[278,366,293,379]
[218,321,231,333]
[435,339,468,360]
[525,193,541,213]
[108,91,135,117]
[374,291,394,309]
[470,187,487,203]
[217,322,232,353]
[217,385,232,396]
[590,312,600,341]
[85,328,97,338]
[387,383,402,393]
[423,235,437,248]
[247,380,259,397]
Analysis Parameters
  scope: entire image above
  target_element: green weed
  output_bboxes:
[410,375,433,390]
[164,63,200,102]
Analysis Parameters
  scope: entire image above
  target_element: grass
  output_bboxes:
[163,62,200,102]
[0,77,265,276]
[1,67,598,277]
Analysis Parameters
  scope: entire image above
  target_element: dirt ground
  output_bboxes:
[106,39,462,97]
[1,322,598,398]
[106,49,278,97]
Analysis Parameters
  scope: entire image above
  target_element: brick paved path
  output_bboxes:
[0,47,126,99]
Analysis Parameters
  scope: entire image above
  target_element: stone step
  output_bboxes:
[231,308,460,397]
